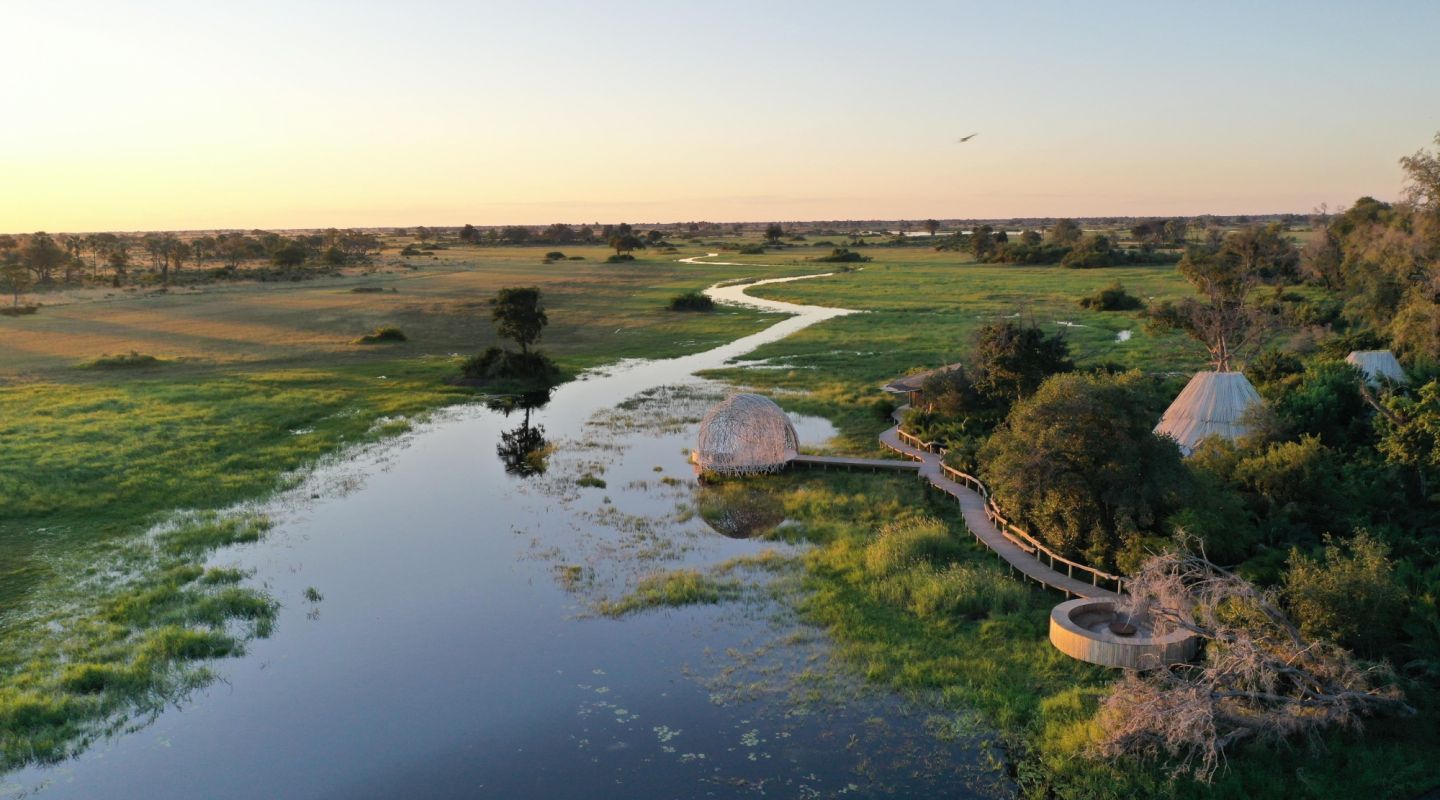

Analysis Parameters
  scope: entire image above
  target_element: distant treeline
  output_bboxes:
[0,229,382,290]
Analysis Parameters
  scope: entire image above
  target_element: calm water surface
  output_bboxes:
[4,273,1010,799]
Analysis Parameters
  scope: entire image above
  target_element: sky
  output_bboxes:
[3,0,1439,231]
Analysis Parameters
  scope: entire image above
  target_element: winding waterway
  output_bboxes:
[4,265,1008,799]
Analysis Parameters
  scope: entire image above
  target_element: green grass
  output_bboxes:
[0,511,278,772]
[739,470,1440,799]
[595,569,744,617]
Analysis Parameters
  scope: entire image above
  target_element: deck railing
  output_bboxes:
[890,424,1124,595]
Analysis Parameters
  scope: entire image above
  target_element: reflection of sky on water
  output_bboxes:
[4,275,1008,800]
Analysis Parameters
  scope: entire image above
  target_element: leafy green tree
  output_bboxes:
[459,224,479,243]
[270,241,307,268]
[980,371,1191,570]
[1047,218,1082,245]
[1285,530,1404,657]
[1060,233,1116,268]
[20,232,66,285]
[492,287,548,354]
[0,252,32,306]
[970,320,1073,405]
[969,225,996,261]
[1399,130,1440,211]
[608,232,642,256]
[1376,378,1440,495]
[764,223,785,244]
[923,219,940,236]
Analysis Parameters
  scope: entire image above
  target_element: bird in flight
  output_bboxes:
[956,133,978,143]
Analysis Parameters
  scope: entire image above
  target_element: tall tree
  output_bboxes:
[1047,218,1082,245]
[923,219,941,236]
[764,223,785,244]
[0,251,32,306]
[492,287,548,354]
[20,233,67,285]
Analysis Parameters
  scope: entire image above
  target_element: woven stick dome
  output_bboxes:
[1154,371,1262,456]
[695,393,799,474]
[1346,350,1408,387]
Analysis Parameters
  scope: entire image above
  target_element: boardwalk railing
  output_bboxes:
[891,425,1125,595]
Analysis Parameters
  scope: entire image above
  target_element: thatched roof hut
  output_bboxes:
[694,393,799,475]
[1154,371,1262,456]
[1346,350,1408,387]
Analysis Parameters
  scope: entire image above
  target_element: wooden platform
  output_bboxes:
[877,416,1117,600]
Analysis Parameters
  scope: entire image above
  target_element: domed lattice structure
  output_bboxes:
[694,393,799,475]
[1154,371,1262,456]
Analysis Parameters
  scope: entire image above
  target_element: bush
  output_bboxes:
[1059,234,1116,268]
[353,326,407,344]
[400,245,422,256]
[813,247,871,264]
[667,291,715,312]
[460,347,559,382]
[864,517,962,575]
[1078,282,1143,311]
[544,251,566,261]
[1284,530,1404,657]
[0,305,39,316]
[86,351,161,369]
[737,245,767,255]
[605,254,635,263]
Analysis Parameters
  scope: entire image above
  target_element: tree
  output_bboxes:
[1156,233,1287,372]
[980,371,1189,569]
[459,224,479,244]
[1398,130,1440,211]
[269,241,306,268]
[414,226,433,242]
[168,239,190,284]
[20,233,66,285]
[107,242,131,286]
[764,223,785,244]
[923,219,940,236]
[1047,218,1082,245]
[0,252,32,306]
[609,232,642,256]
[492,287,548,354]
[970,320,1073,405]
[1284,531,1404,658]
[1059,233,1116,268]
[969,225,996,261]
[1097,549,1412,781]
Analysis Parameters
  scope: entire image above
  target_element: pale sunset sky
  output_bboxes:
[3,0,1438,231]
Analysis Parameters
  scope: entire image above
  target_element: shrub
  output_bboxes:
[605,254,635,263]
[544,251,566,260]
[1078,282,1143,311]
[460,346,559,381]
[0,304,39,316]
[1059,234,1116,268]
[400,244,422,256]
[85,351,161,369]
[667,291,715,312]
[864,517,962,575]
[1284,530,1404,657]
[813,247,871,263]
[353,326,407,344]
[737,245,767,255]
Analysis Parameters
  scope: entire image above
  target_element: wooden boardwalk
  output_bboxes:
[877,412,1118,600]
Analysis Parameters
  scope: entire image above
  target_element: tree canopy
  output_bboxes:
[492,287,548,354]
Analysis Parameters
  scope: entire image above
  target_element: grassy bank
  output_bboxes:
[0,242,802,772]
[687,471,1438,799]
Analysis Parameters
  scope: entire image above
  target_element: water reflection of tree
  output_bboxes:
[696,484,786,539]
[490,390,552,477]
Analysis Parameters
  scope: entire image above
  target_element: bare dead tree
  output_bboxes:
[1095,546,1414,782]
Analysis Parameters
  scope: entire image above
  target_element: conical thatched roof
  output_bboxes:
[695,393,799,475]
[1154,371,1262,456]
[1346,350,1408,387]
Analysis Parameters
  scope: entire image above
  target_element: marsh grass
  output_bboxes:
[596,569,744,617]
[0,511,277,771]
